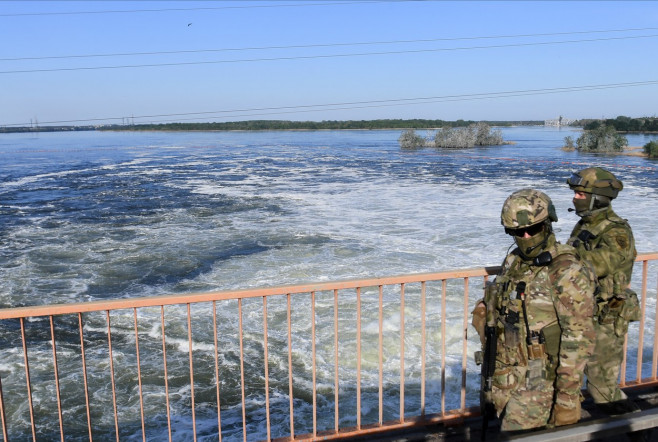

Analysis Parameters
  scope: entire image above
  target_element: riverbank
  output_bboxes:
[622,146,647,157]
[561,145,648,157]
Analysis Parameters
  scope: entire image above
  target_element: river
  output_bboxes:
[1,126,657,440]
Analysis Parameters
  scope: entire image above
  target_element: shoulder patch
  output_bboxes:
[615,234,629,250]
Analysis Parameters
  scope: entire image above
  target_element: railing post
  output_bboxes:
[287,294,294,439]
[654,269,658,380]
[263,297,271,441]
[334,289,340,433]
[105,311,120,442]
[78,313,93,442]
[400,283,405,423]
[133,308,146,442]
[49,316,64,442]
[0,375,7,441]
[212,301,222,442]
[161,306,172,442]
[20,317,37,441]
[636,260,649,382]
[187,304,197,442]
[461,278,469,410]
[238,299,246,442]
[312,291,318,436]
[378,285,384,426]
[441,279,447,415]
[356,287,361,431]
[421,281,427,418]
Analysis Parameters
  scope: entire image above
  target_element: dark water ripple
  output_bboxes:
[1,128,657,440]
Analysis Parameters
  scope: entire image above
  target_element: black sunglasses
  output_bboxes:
[505,223,544,237]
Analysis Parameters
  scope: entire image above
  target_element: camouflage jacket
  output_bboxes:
[488,236,596,398]
[567,206,636,301]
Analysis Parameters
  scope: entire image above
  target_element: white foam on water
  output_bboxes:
[1,128,657,440]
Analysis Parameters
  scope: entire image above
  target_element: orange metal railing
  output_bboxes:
[0,253,656,441]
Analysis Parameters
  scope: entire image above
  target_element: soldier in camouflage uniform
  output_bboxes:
[567,167,641,415]
[472,188,596,431]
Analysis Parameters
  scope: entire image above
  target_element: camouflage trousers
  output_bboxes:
[585,320,628,403]
[491,365,553,431]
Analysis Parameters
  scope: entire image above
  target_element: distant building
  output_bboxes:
[544,116,575,127]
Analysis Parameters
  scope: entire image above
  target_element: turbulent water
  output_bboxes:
[1,127,657,440]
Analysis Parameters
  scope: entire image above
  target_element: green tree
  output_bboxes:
[583,120,602,131]
[563,136,575,151]
[398,129,427,149]
[576,125,627,153]
[475,122,503,145]
[432,123,504,148]
[644,141,658,158]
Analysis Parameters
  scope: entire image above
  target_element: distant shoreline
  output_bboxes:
[0,119,545,134]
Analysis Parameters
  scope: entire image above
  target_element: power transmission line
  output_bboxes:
[6,80,657,127]
[137,81,658,123]
[3,27,657,62]
[0,1,410,17]
[3,34,658,75]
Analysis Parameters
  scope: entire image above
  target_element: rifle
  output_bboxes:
[480,324,497,441]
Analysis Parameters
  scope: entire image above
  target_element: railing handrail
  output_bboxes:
[0,266,502,320]
[0,251,656,441]
[3,252,656,320]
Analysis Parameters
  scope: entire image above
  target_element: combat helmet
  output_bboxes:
[567,167,623,198]
[501,188,558,259]
[567,167,623,216]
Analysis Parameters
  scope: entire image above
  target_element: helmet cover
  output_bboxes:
[501,188,558,229]
[566,167,623,199]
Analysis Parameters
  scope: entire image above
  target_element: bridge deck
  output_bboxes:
[356,385,658,442]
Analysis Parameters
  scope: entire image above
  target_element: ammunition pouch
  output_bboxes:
[526,358,547,389]
[471,301,487,346]
[597,275,615,302]
[598,298,622,325]
[491,366,525,413]
[527,341,545,360]
[502,299,522,349]
[526,332,548,389]
[541,322,561,360]
[597,289,641,336]
[541,322,560,383]
[523,323,560,387]
[613,272,629,297]
[614,315,629,337]
[614,289,641,336]
[598,272,630,303]
[498,340,527,367]
[620,289,641,322]
[493,366,521,391]
[504,320,521,350]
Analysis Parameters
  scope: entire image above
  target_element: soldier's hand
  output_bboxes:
[471,301,486,345]
[549,398,581,427]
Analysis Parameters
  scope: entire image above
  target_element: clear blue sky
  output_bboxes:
[2,1,658,126]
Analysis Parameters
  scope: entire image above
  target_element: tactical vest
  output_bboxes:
[570,211,635,302]
[487,244,575,376]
